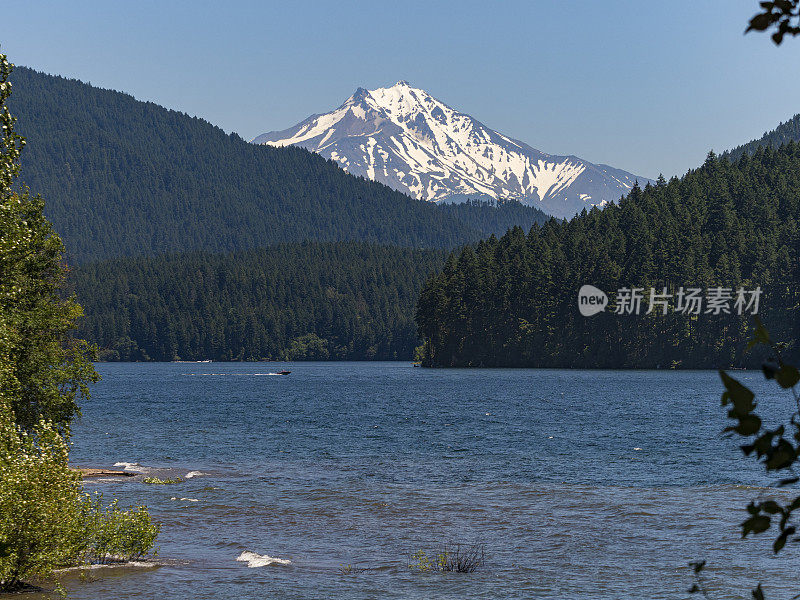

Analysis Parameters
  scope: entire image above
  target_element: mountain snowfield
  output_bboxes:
[253,81,650,218]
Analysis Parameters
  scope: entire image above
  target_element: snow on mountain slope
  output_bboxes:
[253,81,650,218]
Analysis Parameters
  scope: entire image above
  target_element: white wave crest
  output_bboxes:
[113,462,144,472]
[185,471,204,479]
[235,551,291,568]
[56,560,157,573]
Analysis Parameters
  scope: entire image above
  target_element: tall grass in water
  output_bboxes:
[409,544,486,573]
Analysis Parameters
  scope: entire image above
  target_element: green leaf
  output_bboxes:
[754,427,783,454]
[720,371,756,416]
[734,414,762,436]
[776,364,800,389]
[743,514,771,537]
[766,439,796,470]
[761,500,782,514]
[762,362,778,380]
[748,13,773,31]
[774,526,795,553]
[748,317,772,349]
[753,583,765,600]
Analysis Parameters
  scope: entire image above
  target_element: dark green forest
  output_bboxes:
[70,242,446,361]
[9,67,548,264]
[15,65,800,365]
[724,113,800,161]
[416,147,800,368]
[437,197,555,236]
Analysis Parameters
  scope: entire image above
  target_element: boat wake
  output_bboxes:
[182,373,289,376]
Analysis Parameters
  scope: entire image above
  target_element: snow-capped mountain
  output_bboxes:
[253,81,650,218]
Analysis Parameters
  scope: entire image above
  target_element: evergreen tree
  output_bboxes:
[69,243,448,362]
[416,149,800,369]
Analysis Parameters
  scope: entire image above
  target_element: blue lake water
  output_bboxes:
[62,362,800,599]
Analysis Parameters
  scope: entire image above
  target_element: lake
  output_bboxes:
[61,362,800,599]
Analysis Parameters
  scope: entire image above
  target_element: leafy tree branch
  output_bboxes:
[748,1,800,44]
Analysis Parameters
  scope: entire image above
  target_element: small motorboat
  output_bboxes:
[276,370,291,375]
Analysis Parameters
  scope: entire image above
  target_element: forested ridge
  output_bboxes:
[9,66,548,263]
[416,146,800,368]
[70,242,446,361]
[724,113,800,161]
[436,197,553,237]
[19,64,800,367]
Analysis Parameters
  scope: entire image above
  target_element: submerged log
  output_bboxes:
[73,467,135,478]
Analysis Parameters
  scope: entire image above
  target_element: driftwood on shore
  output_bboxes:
[73,468,135,478]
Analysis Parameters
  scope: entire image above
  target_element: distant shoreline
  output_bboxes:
[88,360,751,372]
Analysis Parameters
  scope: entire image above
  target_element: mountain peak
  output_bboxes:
[348,86,370,102]
[253,84,651,218]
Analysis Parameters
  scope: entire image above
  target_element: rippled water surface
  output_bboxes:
[60,363,800,599]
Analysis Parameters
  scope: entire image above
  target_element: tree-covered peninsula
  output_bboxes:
[416,148,800,368]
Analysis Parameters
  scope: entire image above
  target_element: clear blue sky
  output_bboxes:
[4,0,800,178]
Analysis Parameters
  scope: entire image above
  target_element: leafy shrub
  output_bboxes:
[71,494,160,565]
[0,410,81,591]
[0,408,161,589]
